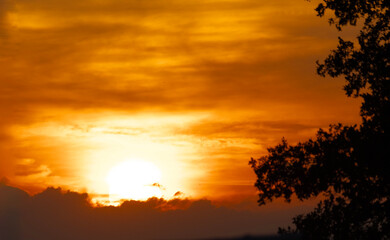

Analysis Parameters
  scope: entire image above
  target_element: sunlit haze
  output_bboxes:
[107,159,162,203]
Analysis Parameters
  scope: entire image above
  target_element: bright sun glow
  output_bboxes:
[106,159,162,203]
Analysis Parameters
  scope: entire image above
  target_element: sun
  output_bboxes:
[106,159,162,203]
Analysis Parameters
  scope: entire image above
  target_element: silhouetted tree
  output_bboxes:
[250,0,389,239]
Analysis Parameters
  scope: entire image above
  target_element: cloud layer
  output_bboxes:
[0,0,361,199]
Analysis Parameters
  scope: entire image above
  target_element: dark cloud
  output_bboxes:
[0,184,312,240]
[0,183,29,240]
[174,191,184,197]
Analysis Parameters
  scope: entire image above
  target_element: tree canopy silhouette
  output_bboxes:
[250,0,389,239]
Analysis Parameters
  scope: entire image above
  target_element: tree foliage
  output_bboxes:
[250,0,389,239]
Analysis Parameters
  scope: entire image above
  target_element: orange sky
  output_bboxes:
[0,0,361,204]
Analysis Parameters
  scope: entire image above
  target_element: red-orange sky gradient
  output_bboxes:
[1,0,361,234]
